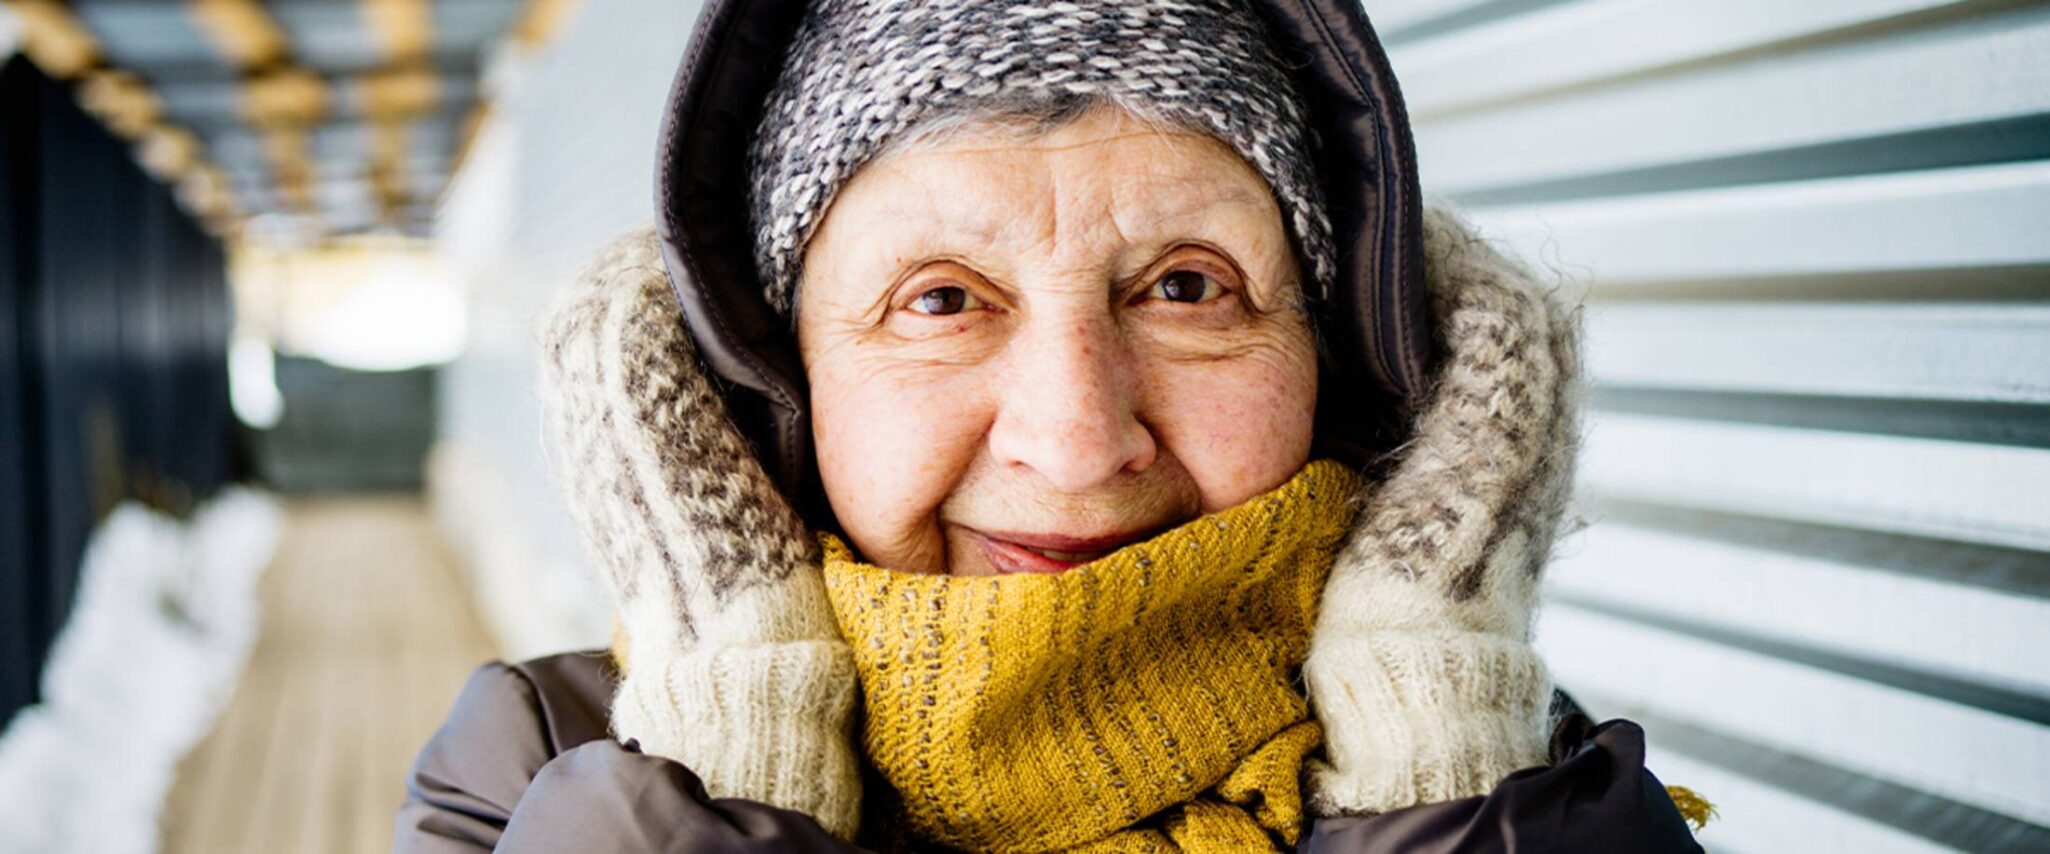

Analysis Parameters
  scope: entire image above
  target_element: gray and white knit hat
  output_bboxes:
[746,0,1335,316]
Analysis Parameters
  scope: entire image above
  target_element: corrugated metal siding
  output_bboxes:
[1379,2,2050,851]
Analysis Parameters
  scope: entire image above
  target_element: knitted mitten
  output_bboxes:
[1304,207,1585,815]
[537,230,861,838]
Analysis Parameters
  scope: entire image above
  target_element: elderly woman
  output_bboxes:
[398,0,1707,851]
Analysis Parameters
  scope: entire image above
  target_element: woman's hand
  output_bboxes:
[537,230,861,839]
[1304,208,1585,815]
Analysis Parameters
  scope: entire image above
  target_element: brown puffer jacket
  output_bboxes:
[396,0,1707,849]
[394,653,1701,852]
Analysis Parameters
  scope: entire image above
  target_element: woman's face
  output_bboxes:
[796,107,1318,576]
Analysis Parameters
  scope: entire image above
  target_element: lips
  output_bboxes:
[973,529,1152,575]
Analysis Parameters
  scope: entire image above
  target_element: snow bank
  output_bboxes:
[0,488,283,854]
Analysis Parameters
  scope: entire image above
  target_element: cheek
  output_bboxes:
[1145,347,1317,512]
[809,359,987,571]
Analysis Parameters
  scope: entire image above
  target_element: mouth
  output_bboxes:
[971,528,1156,575]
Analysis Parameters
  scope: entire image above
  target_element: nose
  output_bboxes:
[986,316,1157,493]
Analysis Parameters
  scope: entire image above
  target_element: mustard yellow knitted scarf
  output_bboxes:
[822,461,1364,852]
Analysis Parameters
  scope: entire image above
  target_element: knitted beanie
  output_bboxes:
[747,0,1335,315]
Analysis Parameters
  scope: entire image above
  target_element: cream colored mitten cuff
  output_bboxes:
[539,230,861,838]
[1305,207,1584,816]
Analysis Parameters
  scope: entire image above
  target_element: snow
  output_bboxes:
[0,488,283,854]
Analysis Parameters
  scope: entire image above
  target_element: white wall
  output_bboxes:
[432,0,708,660]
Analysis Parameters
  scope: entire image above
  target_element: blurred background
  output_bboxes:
[0,0,2044,852]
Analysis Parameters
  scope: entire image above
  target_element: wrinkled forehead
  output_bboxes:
[883,128,1272,238]
[799,105,1293,286]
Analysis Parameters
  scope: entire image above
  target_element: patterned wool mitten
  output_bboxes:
[537,230,861,838]
[1305,207,1586,816]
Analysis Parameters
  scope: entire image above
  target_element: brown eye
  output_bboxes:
[909,285,981,316]
[1151,270,1222,303]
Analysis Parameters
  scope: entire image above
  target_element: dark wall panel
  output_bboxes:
[0,57,43,727]
[34,63,126,633]
[0,56,238,725]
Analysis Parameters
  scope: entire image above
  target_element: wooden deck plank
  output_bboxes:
[162,497,499,854]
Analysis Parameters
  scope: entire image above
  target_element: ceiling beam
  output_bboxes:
[361,0,434,225]
[368,120,410,225]
[140,124,201,179]
[448,102,492,178]
[6,0,100,78]
[242,66,328,127]
[187,0,287,69]
[513,0,583,48]
[79,68,161,138]
[132,53,484,88]
[4,0,239,233]
[178,164,240,239]
[362,0,433,65]
[361,65,441,119]
[264,127,316,214]
[186,0,325,221]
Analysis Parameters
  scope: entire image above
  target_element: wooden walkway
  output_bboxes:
[161,497,498,854]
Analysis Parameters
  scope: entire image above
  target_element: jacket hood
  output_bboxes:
[651,0,1431,527]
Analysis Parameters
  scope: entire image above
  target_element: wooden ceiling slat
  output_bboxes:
[7,0,238,232]
[360,0,434,224]
[140,124,202,180]
[264,126,316,213]
[369,120,410,223]
[185,0,327,217]
[243,67,328,128]
[14,0,585,242]
[186,0,287,70]
[178,164,242,238]
[8,0,102,78]
[362,0,433,65]
[361,66,440,120]
[512,0,582,48]
[80,68,162,138]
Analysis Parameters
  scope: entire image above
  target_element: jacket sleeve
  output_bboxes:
[395,663,555,852]
[394,662,865,854]
[495,740,865,853]
[1299,718,1705,854]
